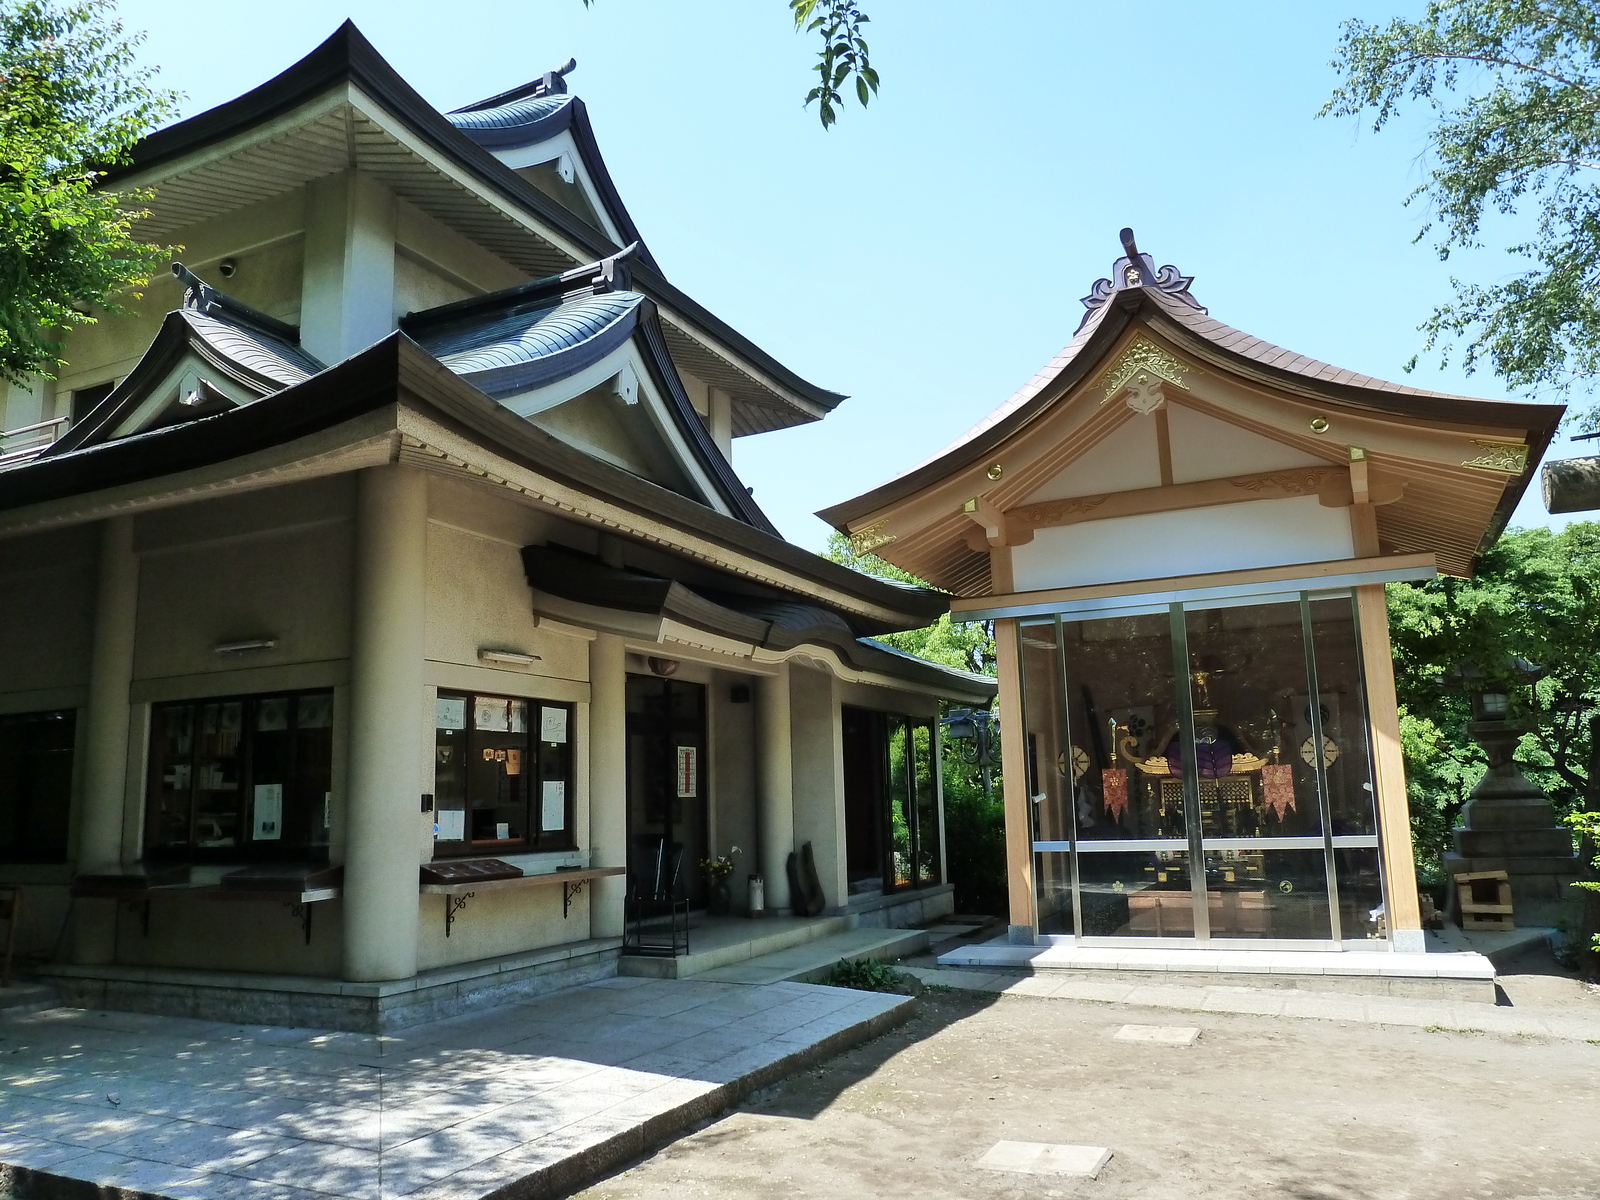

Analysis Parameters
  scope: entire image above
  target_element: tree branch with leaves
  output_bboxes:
[1323,1,1600,413]
[0,0,177,385]
[579,0,876,128]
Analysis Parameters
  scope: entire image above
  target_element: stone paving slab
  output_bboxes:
[906,965,1600,1041]
[0,977,912,1200]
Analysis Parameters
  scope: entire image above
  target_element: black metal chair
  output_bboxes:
[625,837,689,957]
[0,886,23,989]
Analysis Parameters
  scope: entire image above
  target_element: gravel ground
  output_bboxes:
[576,984,1600,1200]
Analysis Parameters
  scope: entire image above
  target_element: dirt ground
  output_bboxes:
[576,982,1600,1200]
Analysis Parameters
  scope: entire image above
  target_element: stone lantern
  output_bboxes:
[1440,659,1580,928]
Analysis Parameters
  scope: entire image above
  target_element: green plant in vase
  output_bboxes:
[700,846,741,917]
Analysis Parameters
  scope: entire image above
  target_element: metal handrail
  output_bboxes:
[0,414,69,466]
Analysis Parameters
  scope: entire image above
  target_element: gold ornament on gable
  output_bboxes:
[848,520,897,555]
[1099,337,1192,404]
[1461,441,1529,474]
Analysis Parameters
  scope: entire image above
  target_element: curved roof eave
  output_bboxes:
[103,20,844,433]
[819,287,1564,537]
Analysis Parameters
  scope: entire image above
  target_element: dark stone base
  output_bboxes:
[37,937,622,1032]
[1442,850,1582,929]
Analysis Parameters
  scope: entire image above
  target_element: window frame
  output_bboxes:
[431,689,577,859]
[143,688,335,863]
[0,708,76,865]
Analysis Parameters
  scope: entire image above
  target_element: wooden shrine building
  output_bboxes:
[823,231,1563,955]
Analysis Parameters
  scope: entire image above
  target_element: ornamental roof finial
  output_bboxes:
[1078,227,1204,331]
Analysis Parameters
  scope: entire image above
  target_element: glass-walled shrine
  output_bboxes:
[1021,592,1387,947]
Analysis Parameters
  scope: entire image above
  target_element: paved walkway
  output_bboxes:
[0,977,910,1200]
[903,965,1600,1041]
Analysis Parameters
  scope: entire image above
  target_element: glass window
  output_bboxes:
[1027,591,1387,946]
[912,722,939,886]
[146,691,332,860]
[433,690,574,856]
[0,710,75,863]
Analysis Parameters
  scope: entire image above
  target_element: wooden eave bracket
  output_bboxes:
[961,494,1009,548]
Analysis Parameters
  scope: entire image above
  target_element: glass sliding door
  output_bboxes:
[1023,591,1386,948]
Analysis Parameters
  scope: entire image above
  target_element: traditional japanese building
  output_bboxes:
[0,24,990,1027]
[824,231,1563,966]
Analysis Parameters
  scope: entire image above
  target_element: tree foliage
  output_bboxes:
[0,0,176,385]
[1323,1,1600,408]
[1388,523,1600,905]
[580,0,875,129]
[823,531,993,675]
[790,0,878,129]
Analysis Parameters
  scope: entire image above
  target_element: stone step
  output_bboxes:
[694,927,931,985]
[618,915,855,980]
[0,981,56,1014]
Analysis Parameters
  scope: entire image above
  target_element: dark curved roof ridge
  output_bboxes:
[45,308,323,458]
[102,21,846,425]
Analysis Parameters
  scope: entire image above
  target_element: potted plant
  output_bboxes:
[700,847,741,917]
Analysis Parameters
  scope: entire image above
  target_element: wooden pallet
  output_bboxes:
[1455,870,1514,932]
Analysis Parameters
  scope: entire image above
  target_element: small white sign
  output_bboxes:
[495,822,510,841]
[253,783,283,841]
[540,706,568,744]
[435,808,466,841]
[542,780,565,831]
[435,696,466,730]
[676,745,698,798]
[474,697,510,732]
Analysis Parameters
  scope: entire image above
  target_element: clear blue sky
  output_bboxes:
[117,0,1589,550]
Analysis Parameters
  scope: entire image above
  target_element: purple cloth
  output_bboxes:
[1164,738,1233,779]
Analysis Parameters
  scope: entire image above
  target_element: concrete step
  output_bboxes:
[0,980,57,1014]
[694,927,931,985]
[619,915,855,980]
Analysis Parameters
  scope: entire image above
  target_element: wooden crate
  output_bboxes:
[1455,870,1514,932]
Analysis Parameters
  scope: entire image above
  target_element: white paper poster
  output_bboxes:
[676,746,698,798]
[542,781,565,831]
[435,696,466,730]
[253,784,283,841]
[474,697,510,732]
[540,706,568,744]
[435,809,466,841]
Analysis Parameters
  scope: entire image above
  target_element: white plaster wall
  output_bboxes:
[133,515,355,682]
[1011,493,1356,592]
[416,884,587,971]
[0,524,97,700]
[790,664,846,909]
[1024,416,1161,502]
[1167,403,1324,483]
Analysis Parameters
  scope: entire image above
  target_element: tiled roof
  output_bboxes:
[445,94,573,147]
[179,309,322,389]
[416,290,644,398]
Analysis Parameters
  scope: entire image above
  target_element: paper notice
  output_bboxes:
[540,706,568,744]
[253,783,283,841]
[542,781,565,831]
[436,809,466,841]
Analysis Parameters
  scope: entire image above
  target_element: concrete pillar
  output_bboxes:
[299,171,397,365]
[72,516,139,965]
[708,387,734,462]
[789,665,846,911]
[588,632,628,938]
[78,515,138,872]
[342,465,427,982]
[755,663,794,914]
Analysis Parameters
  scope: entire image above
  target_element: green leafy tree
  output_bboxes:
[823,531,993,675]
[581,0,876,129]
[1388,522,1600,968]
[823,531,1006,913]
[1323,1,1600,409]
[0,0,177,385]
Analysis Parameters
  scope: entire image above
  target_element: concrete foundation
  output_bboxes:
[39,937,622,1032]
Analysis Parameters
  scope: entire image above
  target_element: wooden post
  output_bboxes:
[993,617,1036,942]
[1354,583,1424,951]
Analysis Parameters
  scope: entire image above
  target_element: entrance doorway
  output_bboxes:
[625,677,707,908]
[842,706,941,896]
